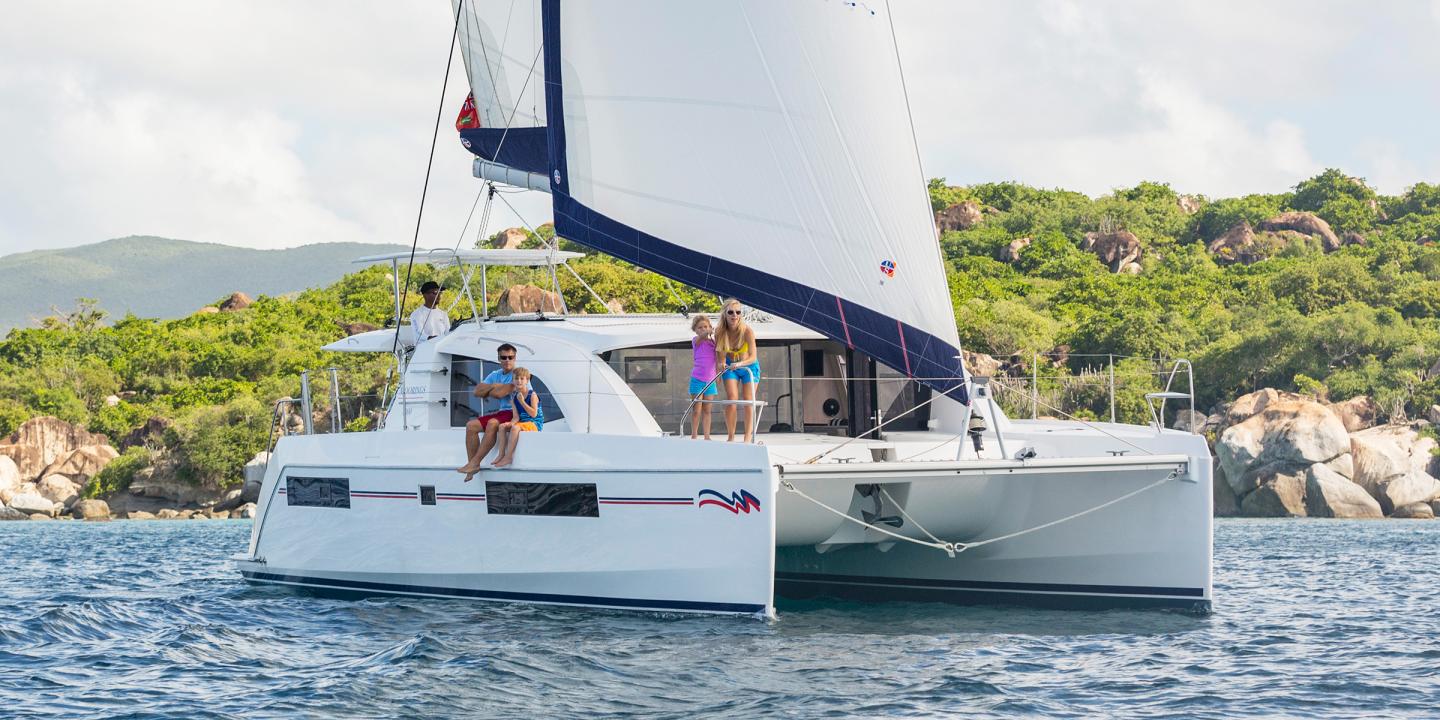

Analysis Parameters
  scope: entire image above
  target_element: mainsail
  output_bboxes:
[539,0,968,401]
[453,0,547,175]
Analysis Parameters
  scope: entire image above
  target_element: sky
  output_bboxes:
[1,0,1438,257]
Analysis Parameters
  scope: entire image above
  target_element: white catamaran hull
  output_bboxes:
[238,429,1212,616]
[772,454,1212,611]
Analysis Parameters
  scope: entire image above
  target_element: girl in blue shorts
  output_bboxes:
[689,314,719,439]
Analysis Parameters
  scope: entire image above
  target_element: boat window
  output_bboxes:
[449,358,565,428]
[607,341,805,433]
[286,476,351,509]
[485,481,599,517]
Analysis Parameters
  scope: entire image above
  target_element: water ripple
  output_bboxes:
[0,519,1435,718]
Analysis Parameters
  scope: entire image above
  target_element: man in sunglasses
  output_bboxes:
[457,343,519,480]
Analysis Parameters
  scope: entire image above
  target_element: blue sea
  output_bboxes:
[1,519,1435,719]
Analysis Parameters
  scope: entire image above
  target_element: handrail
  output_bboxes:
[266,398,295,456]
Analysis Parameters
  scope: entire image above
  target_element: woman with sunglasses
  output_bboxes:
[714,298,760,443]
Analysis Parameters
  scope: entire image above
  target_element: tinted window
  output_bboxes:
[286,476,350,508]
[450,358,564,427]
[485,482,599,517]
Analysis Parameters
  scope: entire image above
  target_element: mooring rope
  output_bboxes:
[778,467,1182,558]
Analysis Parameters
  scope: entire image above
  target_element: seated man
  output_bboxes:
[457,343,519,481]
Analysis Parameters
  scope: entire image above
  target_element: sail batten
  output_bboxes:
[541,0,968,401]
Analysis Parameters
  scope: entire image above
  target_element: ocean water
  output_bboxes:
[0,519,1435,719]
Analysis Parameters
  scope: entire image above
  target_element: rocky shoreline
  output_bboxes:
[0,417,260,522]
[3,390,1438,521]
[1205,389,1440,519]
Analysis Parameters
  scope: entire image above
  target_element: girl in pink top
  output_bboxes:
[689,315,719,439]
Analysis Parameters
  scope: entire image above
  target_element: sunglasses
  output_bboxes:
[498,355,516,360]
[725,310,742,316]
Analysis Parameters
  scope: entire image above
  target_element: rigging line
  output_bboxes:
[493,188,555,252]
[392,0,465,358]
[469,2,506,129]
[484,43,544,171]
[561,262,614,314]
[803,380,967,465]
[884,0,949,272]
[987,376,1157,457]
[779,468,1182,559]
[451,184,488,251]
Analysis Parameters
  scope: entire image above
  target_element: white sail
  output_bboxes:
[542,0,967,397]
[453,0,548,175]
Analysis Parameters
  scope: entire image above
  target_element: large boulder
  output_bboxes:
[1,481,34,505]
[213,488,244,513]
[336,320,378,337]
[491,227,529,250]
[125,510,156,520]
[1208,222,1258,265]
[7,491,56,516]
[1219,388,1308,428]
[71,498,111,520]
[39,445,118,485]
[962,350,1001,378]
[1173,409,1210,434]
[1390,502,1435,519]
[218,292,253,311]
[1212,467,1240,517]
[495,284,563,316]
[0,416,108,481]
[999,236,1031,263]
[1304,464,1383,518]
[936,201,984,233]
[0,455,20,498]
[1349,425,1440,514]
[36,474,81,508]
[234,503,258,519]
[120,416,172,450]
[1216,400,1350,496]
[241,452,270,503]
[1326,396,1379,433]
[0,506,29,521]
[1081,231,1142,273]
[1239,466,1308,517]
[1258,211,1341,251]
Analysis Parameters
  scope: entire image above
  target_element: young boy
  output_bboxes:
[491,367,543,468]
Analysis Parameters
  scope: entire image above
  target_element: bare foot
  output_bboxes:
[456,463,480,474]
[491,456,512,468]
[462,470,478,483]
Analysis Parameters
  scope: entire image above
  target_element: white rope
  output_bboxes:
[877,486,943,545]
[778,478,961,557]
[779,467,1181,558]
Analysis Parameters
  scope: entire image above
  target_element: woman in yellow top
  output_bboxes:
[714,298,760,443]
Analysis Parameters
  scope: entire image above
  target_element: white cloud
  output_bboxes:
[0,0,1436,256]
[895,0,1434,197]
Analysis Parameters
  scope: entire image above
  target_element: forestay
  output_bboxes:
[541,0,968,401]
[453,0,548,174]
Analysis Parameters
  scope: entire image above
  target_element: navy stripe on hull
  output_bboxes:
[240,571,765,615]
[775,571,1210,612]
[537,0,967,404]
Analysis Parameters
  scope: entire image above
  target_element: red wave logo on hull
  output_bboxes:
[697,489,762,514]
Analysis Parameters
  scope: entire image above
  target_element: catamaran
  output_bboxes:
[234,0,1213,617]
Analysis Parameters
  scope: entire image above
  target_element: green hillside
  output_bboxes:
[0,236,408,331]
[0,169,1437,498]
